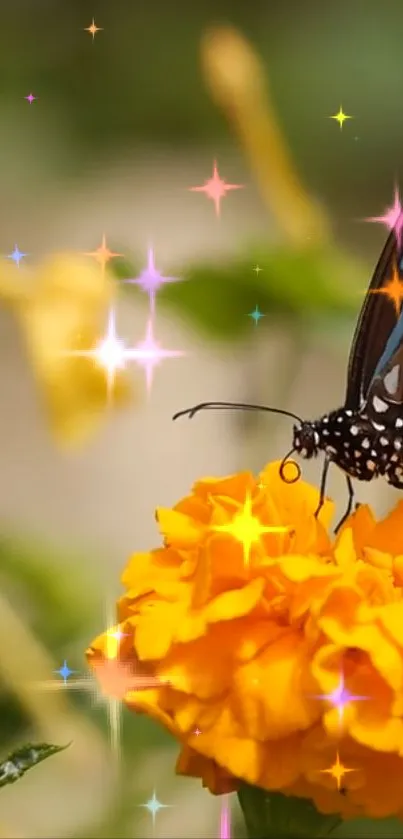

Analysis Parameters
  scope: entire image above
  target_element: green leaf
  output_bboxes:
[0,742,70,788]
[112,243,364,342]
[237,783,341,839]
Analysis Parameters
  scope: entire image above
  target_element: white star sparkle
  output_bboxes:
[61,308,185,398]
[139,789,173,834]
[60,307,132,402]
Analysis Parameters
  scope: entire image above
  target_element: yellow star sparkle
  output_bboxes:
[330,106,352,130]
[370,264,403,318]
[85,18,103,40]
[211,492,290,566]
[85,234,122,274]
[320,752,357,790]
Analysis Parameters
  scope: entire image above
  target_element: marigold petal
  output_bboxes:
[258,461,334,527]
[369,501,403,555]
[377,602,403,649]
[125,687,179,736]
[205,577,265,623]
[134,601,189,659]
[122,548,183,588]
[234,632,319,739]
[393,555,403,586]
[318,596,403,692]
[158,637,232,698]
[176,746,238,794]
[278,554,338,583]
[156,508,205,547]
[192,472,256,504]
[174,495,212,524]
[231,620,289,662]
[351,714,403,753]
[338,503,375,553]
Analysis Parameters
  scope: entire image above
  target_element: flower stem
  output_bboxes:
[201,26,330,248]
[237,783,341,839]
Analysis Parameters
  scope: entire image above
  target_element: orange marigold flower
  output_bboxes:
[86,461,403,823]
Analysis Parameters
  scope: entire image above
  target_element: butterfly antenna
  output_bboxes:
[172,401,303,424]
[279,447,301,484]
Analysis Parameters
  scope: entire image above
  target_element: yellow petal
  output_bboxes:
[205,577,265,623]
[13,254,134,445]
[234,631,319,739]
[156,508,205,547]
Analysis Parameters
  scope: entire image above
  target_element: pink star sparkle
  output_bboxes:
[312,672,369,724]
[366,187,403,244]
[129,318,185,394]
[24,93,37,105]
[189,160,244,217]
[220,798,231,839]
[31,641,164,771]
[123,247,181,314]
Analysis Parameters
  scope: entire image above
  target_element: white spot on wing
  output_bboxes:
[373,396,389,413]
[372,421,386,431]
[384,365,400,395]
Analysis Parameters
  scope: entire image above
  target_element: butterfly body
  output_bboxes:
[293,408,403,484]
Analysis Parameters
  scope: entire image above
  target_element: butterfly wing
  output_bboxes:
[345,216,403,410]
[360,306,403,425]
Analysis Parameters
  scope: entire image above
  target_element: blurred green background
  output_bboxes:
[2,0,403,836]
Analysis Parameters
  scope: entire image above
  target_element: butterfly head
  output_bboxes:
[292,420,320,460]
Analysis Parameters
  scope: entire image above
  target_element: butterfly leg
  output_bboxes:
[314,456,330,519]
[334,475,355,533]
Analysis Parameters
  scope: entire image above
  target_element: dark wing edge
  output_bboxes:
[345,216,403,410]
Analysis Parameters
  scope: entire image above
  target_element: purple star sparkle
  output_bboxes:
[366,186,403,244]
[312,672,369,724]
[128,318,185,394]
[24,93,37,105]
[7,245,28,267]
[123,247,181,315]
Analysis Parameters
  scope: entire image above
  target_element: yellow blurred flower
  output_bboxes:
[87,461,403,822]
[0,253,134,445]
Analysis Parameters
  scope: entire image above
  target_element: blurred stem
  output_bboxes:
[201,26,330,248]
[0,589,91,746]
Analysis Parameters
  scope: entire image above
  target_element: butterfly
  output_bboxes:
[173,216,403,531]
